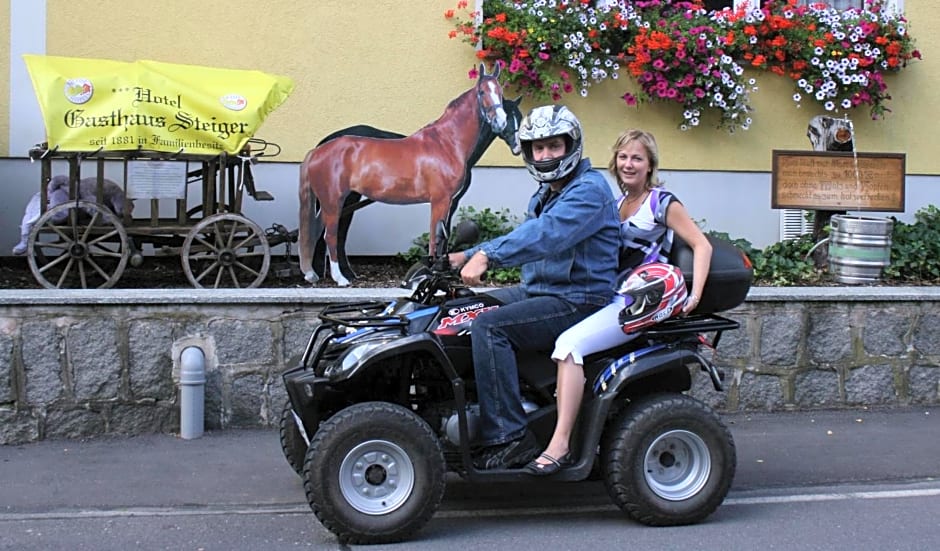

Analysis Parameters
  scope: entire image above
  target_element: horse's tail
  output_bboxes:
[298,150,325,281]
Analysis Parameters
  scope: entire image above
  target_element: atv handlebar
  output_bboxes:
[401,220,480,305]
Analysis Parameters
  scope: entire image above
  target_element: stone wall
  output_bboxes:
[1,287,939,444]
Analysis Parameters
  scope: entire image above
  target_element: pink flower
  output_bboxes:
[538,52,550,60]
[621,93,637,106]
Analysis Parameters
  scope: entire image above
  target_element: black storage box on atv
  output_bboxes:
[671,234,753,314]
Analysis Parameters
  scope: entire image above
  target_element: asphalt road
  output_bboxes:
[1,407,938,550]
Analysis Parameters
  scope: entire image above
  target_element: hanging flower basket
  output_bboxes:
[444,0,920,131]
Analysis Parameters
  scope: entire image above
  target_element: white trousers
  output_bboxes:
[551,297,637,364]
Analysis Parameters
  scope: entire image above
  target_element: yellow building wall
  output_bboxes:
[29,0,940,175]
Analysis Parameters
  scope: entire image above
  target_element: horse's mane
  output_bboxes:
[413,83,479,133]
[316,125,405,147]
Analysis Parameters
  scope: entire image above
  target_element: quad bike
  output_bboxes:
[280,222,753,544]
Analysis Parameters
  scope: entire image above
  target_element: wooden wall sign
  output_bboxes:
[771,150,905,212]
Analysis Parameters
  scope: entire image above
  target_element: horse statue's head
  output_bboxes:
[499,95,523,156]
[476,63,521,156]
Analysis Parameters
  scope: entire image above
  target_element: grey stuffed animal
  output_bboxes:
[12,175,133,255]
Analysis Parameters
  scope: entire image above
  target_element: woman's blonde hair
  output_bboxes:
[608,129,662,193]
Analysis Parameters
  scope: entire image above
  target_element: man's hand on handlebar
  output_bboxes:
[450,250,488,286]
[448,252,467,270]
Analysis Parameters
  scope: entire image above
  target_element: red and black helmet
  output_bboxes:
[617,263,688,334]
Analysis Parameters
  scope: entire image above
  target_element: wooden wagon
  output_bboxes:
[21,55,295,289]
[25,139,291,289]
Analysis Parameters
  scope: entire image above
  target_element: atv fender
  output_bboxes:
[342,332,460,383]
[285,333,468,444]
[557,345,706,481]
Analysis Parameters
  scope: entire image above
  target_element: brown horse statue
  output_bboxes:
[298,64,521,286]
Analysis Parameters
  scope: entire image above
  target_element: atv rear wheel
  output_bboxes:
[601,393,735,526]
[303,401,446,544]
[279,400,308,476]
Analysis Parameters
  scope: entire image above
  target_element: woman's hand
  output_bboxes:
[682,293,700,314]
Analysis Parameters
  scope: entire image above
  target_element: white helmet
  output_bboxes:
[518,105,584,183]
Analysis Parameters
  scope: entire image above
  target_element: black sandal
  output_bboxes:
[524,452,572,476]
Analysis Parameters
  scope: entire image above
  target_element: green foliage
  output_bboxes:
[884,205,940,283]
[399,206,523,283]
[721,205,940,286]
[401,205,940,287]
[749,234,823,286]
[705,230,759,263]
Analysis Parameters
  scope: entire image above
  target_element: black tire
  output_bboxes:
[601,393,736,526]
[279,400,308,477]
[303,402,446,544]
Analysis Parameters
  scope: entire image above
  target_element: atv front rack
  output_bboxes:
[318,301,407,329]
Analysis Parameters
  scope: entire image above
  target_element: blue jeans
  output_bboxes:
[471,286,599,447]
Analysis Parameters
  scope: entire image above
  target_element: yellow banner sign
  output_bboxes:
[24,55,294,155]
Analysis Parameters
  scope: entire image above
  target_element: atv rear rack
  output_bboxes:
[643,313,740,349]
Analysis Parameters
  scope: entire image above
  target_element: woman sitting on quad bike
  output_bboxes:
[528,129,713,475]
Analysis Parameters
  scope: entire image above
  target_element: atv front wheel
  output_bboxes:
[303,401,446,544]
[601,393,736,526]
[279,400,308,476]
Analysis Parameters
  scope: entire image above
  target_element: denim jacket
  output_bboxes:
[467,158,620,306]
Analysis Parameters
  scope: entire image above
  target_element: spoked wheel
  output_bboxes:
[279,400,308,477]
[26,200,129,289]
[303,402,445,545]
[181,213,270,288]
[601,393,736,526]
[185,203,229,222]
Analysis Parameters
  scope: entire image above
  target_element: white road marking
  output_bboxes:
[2,486,939,522]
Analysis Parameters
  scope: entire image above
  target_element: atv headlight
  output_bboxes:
[326,339,392,378]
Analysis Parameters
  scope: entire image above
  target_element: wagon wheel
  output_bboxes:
[181,213,270,288]
[185,203,230,222]
[26,200,129,289]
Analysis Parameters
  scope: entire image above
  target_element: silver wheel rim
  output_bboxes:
[644,429,711,501]
[339,439,415,515]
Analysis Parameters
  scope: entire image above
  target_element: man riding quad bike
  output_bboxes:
[280,221,753,544]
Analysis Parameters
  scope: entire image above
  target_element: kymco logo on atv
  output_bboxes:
[437,304,499,330]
